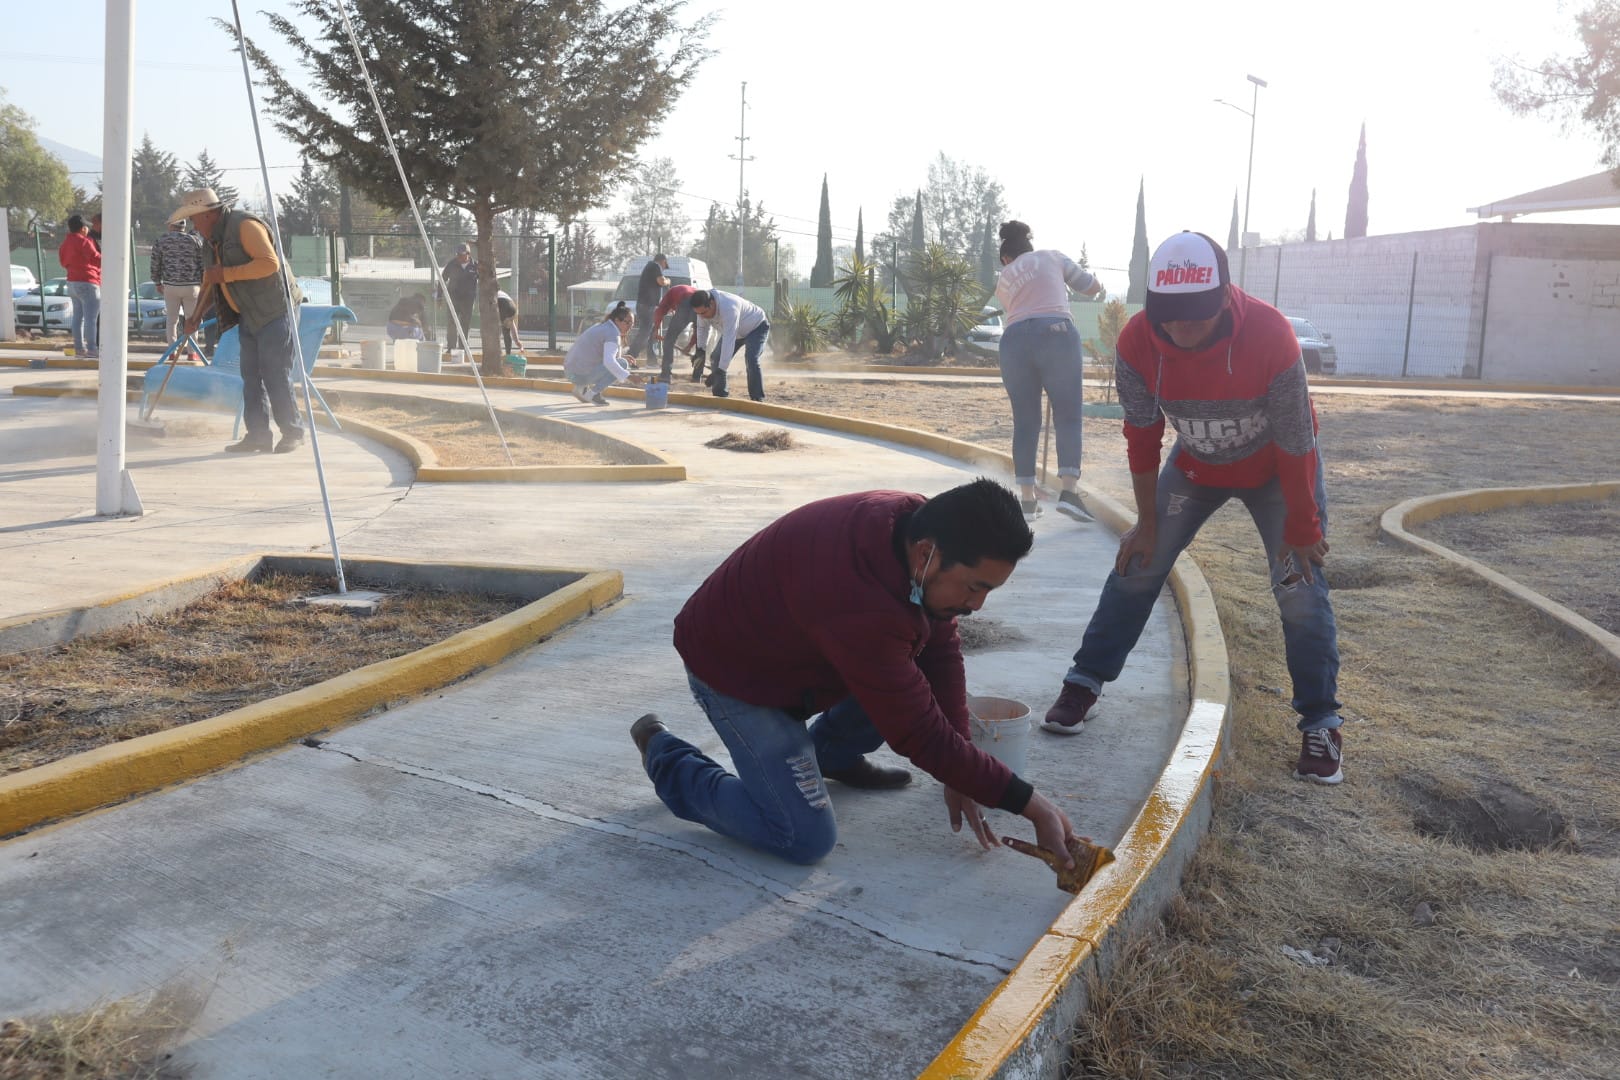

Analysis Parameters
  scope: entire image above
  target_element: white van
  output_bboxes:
[611,256,712,315]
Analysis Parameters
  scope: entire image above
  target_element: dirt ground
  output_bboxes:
[334,400,617,467]
[1421,498,1620,637]
[0,574,525,775]
[783,380,1620,1080]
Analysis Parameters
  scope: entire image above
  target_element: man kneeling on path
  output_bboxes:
[632,479,1078,867]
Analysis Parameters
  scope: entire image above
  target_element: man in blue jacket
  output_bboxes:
[632,479,1077,868]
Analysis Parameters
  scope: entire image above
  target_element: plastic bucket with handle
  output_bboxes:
[967,695,1032,776]
[644,381,669,409]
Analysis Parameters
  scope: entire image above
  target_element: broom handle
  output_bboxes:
[142,334,189,421]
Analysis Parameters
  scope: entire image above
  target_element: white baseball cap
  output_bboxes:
[1145,231,1230,323]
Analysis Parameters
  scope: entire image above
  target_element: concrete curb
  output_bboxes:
[0,555,623,839]
[320,389,685,484]
[1380,481,1620,673]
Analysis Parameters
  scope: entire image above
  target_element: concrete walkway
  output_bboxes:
[0,366,1186,1078]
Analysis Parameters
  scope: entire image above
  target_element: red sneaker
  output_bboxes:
[1041,682,1098,735]
[1293,728,1344,785]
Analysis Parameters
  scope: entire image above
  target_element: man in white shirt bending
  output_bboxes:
[691,289,770,401]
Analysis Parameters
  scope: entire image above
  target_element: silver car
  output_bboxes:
[1287,316,1337,376]
[14,278,73,333]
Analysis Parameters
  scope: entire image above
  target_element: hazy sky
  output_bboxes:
[4,0,1615,283]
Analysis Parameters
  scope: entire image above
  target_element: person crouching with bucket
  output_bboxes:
[563,302,643,406]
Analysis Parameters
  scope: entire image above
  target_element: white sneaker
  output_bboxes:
[571,386,592,403]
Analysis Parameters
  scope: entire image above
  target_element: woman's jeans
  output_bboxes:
[639,670,885,864]
[999,316,1083,486]
[570,366,617,397]
[1066,453,1343,731]
[67,281,101,356]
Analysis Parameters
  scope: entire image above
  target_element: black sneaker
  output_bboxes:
[1041,682,1098,735]
[274,432,306,454]
[589,393,611,406]
[630,713,668,767]
[225,436,273,454]
[1020,498,1042,521]
[823,757,911,790]
[1056,490,1094,522]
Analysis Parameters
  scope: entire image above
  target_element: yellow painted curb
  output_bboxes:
[1380,481,1620,673]
[0,559,623,838]
[327,408,685,484]
[0,354,160,369]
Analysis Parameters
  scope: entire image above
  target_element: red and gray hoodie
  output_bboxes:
[1115,286,1323,546]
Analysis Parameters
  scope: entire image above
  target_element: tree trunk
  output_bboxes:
[474,204,503,377]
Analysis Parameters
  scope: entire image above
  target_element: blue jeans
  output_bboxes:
[999,316,1083,485]
[67,281,101,356]
[1066,453,1343,731]
[727,321,770,400]
[640,670,886,864]
[239,310,303,439]
[570,367,617,397]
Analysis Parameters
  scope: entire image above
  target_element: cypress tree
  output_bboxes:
[1127,178,1149,304]
[1306,188,1318,242]
[1227,191,1240,252]
[854,208,864,264]
[810,173,834,287]
[1344,123,1369,239]
[910,190,925,252]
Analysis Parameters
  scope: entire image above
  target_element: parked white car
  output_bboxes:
[11,264,39,298]
[969,307,1003,345]
[14,278,73,333]
[611,256,713,316]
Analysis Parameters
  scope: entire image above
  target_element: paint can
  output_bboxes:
[644,381,669,409]
[967,695,1032,777]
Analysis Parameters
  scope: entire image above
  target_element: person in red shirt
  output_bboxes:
[1041,232,1346,785]
[630,480,1079,868]
[58,214,102,359]
[649,282,701,383]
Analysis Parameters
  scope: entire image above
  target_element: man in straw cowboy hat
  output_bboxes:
[174,187,305,454]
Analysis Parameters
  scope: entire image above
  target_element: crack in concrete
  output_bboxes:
[309,737,1013,973]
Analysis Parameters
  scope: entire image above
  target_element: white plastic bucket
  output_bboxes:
[967,695,1032,777]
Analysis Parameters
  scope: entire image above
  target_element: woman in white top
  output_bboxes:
[563,302,640,405]
[994,221,1105,521]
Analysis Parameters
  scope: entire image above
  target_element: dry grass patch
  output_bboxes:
[1419,496,1620,637]
[0,573,524,774]
[1,989,195,1080]
[791,384,1620,1078]
[704,428,797,453]
[335,400,617,467]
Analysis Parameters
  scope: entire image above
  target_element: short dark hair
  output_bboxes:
[653,253,668,264]
[907,478,1033,568]
[689,289,712,309]
[998,221,1034,261]
[67,214,85,232]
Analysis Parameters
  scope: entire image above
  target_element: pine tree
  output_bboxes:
[182,148,238,208]
[236,0,709,376]
[854,208,864,264]
[1127,178,1149,304]
[1227,191,1240,252]
[130,133,181,237]
[280,158,337,236]
[811,174,834,287]
[1344,123,1369,239]
[1306,188,1318,242]
[1078,243,1090,270]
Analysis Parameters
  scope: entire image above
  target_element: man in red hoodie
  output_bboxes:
[1041,232,1346,785]
[632,479,1079,867]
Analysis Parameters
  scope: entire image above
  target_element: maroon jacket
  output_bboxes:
[674,491,1034,813]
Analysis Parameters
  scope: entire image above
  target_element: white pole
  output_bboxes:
[97,0,142,517]
[0,221,15,341]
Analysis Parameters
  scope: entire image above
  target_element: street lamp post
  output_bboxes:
[1216,74,1267,289]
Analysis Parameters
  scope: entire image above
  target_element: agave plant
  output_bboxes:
[901,244,987,359]
[780,301,831,357]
